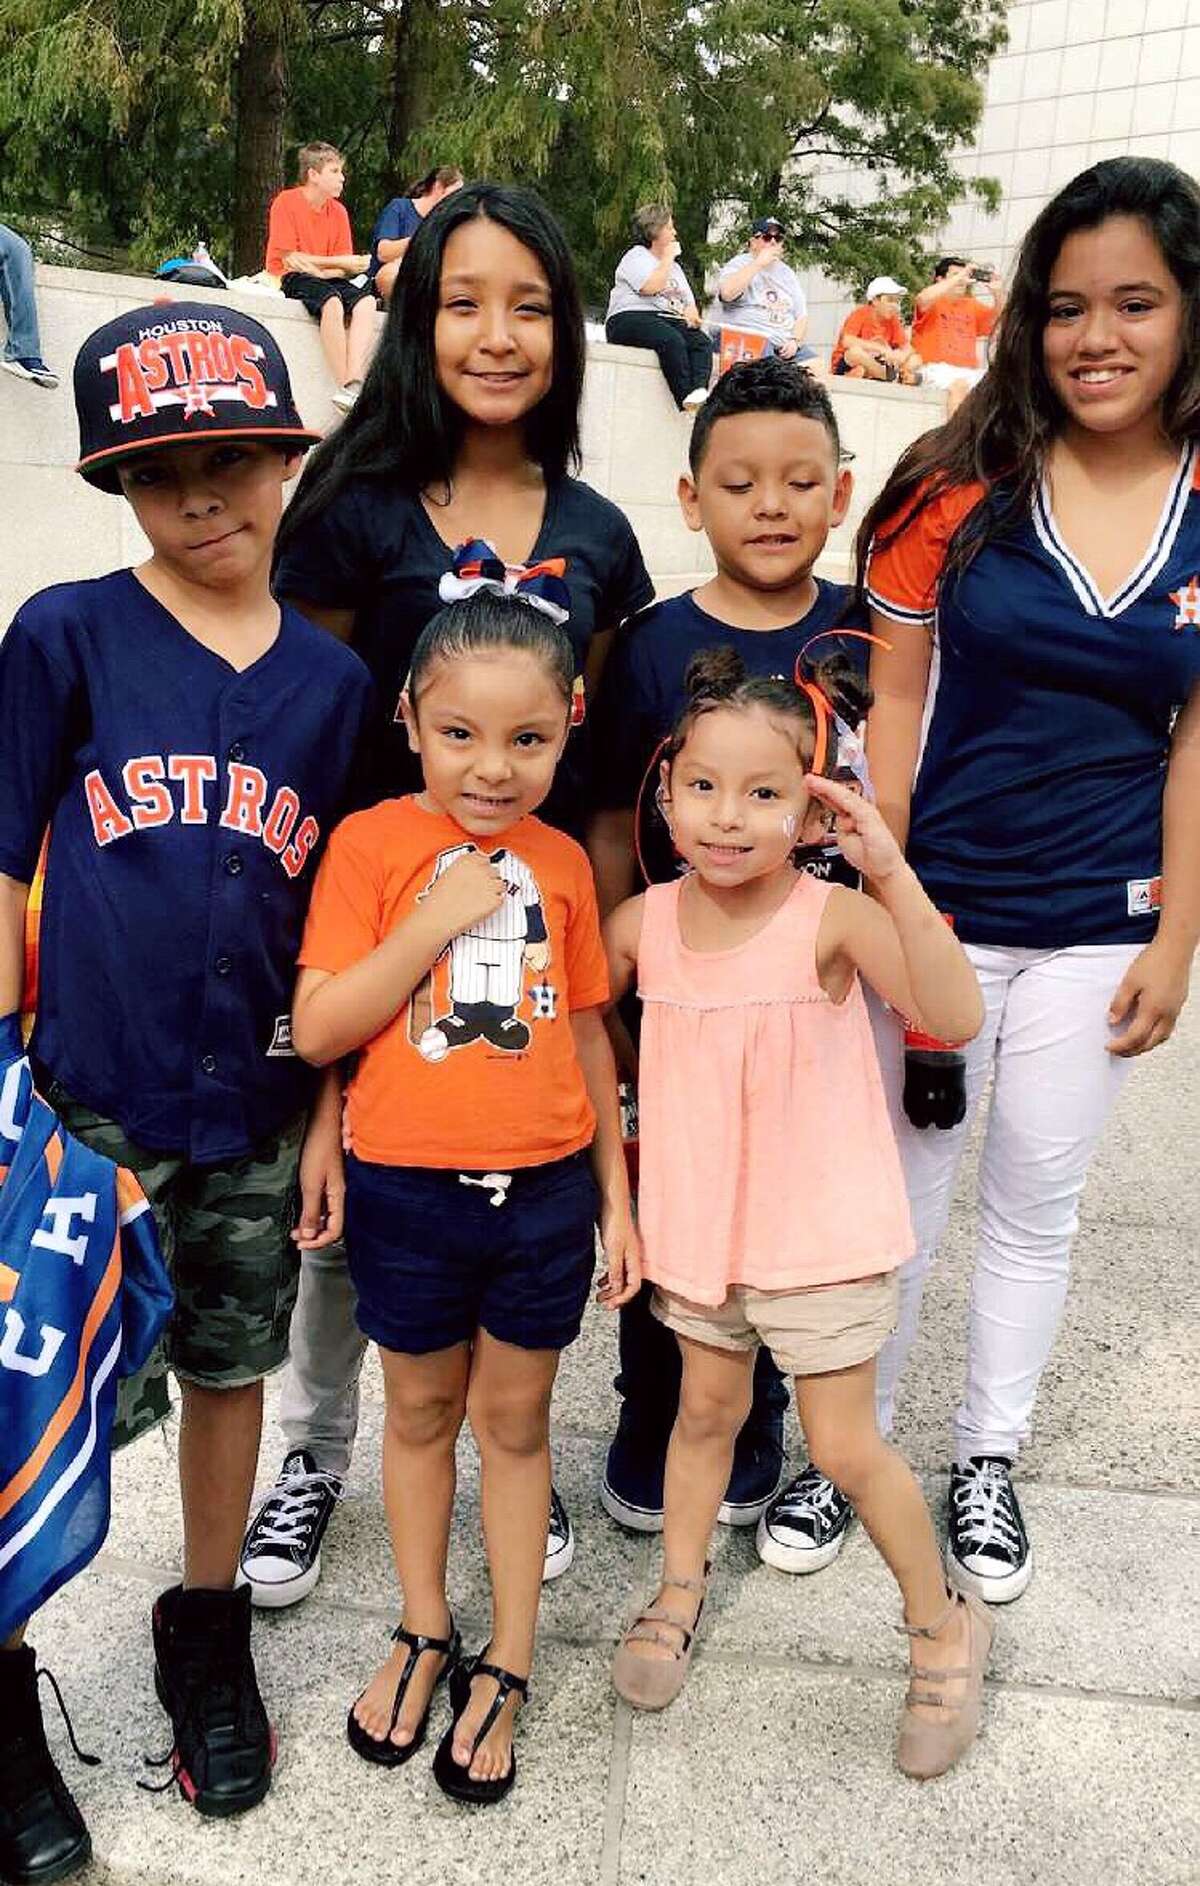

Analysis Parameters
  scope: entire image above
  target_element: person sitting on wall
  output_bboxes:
[367,165,464,304]
[712,217,817,366]
[831,277,923,385]
[0,222,57,389]
[911,255,1005,412]
[604,205,713,412]
[265,140,376,413]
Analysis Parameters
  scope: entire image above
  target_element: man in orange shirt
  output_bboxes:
[911,255,1005,411]
[831,277,923,384]
[265,141,377,412]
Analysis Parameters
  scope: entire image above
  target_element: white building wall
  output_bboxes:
[800,0,1200,351]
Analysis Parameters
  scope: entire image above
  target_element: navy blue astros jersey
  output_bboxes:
[867,452,1200,947]
[0,571,374,1161]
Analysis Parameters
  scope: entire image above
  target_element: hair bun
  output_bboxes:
[684,645,746,704]
[802,650,873,727]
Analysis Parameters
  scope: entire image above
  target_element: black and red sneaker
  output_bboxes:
[150,1585,276,1818]
[0,1644,93,1884]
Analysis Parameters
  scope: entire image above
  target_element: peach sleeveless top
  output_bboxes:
[636,874,914,1305]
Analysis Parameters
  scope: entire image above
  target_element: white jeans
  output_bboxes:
[870,941,1140,1466]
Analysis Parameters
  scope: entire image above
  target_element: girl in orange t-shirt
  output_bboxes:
[293,586,640,1805]
[605,648,992,1780]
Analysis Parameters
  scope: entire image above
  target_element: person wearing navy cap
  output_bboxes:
[0,299,374,1875]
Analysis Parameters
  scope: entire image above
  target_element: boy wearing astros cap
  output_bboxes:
[0,302,373,1877]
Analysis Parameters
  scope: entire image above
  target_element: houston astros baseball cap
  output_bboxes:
[865,276,907,300]
[751,217,786,239]
[74,299,322,492]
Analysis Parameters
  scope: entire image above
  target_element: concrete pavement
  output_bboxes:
[29,1007,1200,1885]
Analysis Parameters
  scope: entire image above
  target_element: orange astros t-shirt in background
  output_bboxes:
[265,187,355,278]
[911,295,996,369]
[831,303,909,372]
[299,796,610,1169]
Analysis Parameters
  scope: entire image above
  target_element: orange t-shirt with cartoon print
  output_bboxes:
[299,796,609,1168]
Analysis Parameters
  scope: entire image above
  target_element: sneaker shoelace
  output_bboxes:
[772,1466,845,1537]
[548,1489,571,1547]
[248,1470,344,1549]
[3,1670,99,1806]
[952,1460,1022,1558]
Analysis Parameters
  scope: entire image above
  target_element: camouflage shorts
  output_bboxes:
[37,1077,304,1449]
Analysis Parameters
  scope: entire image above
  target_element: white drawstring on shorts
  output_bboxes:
[458,1172,513,1208]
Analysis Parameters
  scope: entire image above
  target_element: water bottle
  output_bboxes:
[193,240,212,268]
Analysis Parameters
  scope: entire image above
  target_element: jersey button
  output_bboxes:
[224,852,244,877]
[214,954,233,976]
[200,1053,217,1075]
[228,741,246,762]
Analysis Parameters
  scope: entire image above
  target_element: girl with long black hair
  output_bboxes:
[240,181,652,1614]
[763,157,1200,1603]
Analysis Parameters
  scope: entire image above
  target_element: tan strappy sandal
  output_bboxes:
[612,1567,709,1711]
[895,1587,994,1779]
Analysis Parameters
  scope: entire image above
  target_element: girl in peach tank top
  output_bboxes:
[636,869,913,1304]
[606,648,996,1780]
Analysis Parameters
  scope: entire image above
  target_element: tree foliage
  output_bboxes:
[0,0,1006,299]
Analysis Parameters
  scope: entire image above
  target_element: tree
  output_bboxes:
[0,0,1006,301]
[405,0,1008,304]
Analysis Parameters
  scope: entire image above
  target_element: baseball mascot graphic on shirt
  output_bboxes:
[410,843,553,1061]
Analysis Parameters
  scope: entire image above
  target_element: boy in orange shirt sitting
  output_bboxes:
[265,141,377,411]
[831,277,923,384]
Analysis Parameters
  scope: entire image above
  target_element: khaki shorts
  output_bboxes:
[651,1270,900,1377]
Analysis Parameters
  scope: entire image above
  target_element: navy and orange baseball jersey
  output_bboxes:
[0,1014,172,1640]
[866,447,1200,946]
[0,570,374,1161]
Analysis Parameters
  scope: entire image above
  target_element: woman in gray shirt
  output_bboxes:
[605,204,712,410]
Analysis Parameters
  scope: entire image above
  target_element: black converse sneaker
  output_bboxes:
[237,1448,343,1609]
[544,1485,575,1581]
[0,1646,94,1885]
[150,1585,275,1817]
[755,1465,853,1574]
[946,1455,1033,1603]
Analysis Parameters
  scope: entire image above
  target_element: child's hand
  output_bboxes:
[424,850,507,937]
[595,1209,642,1310]
[293,1112,346,1250]
[805,774,904,883]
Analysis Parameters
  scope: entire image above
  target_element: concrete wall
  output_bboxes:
[798,0,1200,351]
[0,264,947,626]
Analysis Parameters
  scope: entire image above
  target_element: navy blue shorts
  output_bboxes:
[344,1150,599,1356]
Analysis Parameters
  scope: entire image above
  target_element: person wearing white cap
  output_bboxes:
[831,277,923,384]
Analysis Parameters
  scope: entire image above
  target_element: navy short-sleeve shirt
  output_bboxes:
[274,475,653,834]
[0,571,375,1161]
[366,196,421,280]
[867,448,1200,946]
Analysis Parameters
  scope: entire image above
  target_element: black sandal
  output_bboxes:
[431,1651,529,1805]
[346,1620,462,1768]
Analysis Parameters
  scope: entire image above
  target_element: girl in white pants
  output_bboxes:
[754,155,1200,1601]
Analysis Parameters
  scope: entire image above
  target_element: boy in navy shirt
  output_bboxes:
[0,303,373,1877]
[588,357,866,1539]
